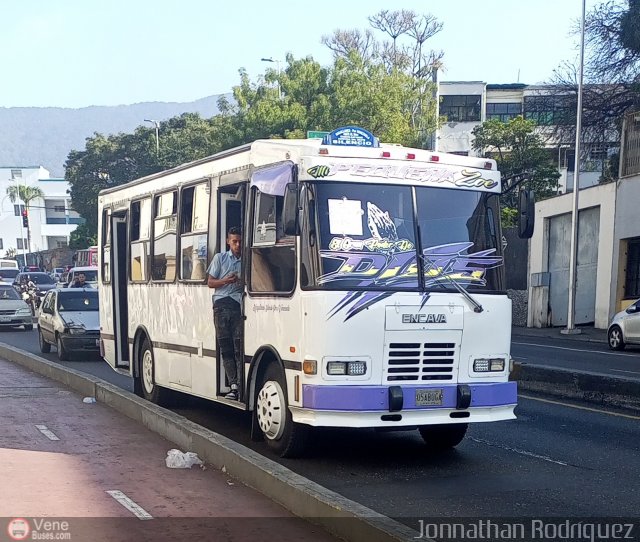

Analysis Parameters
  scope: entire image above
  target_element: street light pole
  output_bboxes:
[261,57,281,99]
[561,0,586,336]
[144,119,160,157]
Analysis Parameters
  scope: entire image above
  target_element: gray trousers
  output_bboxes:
[213,298,243,389]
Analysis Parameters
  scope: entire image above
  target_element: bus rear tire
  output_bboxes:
[419,423,468,450]
[139,338,171,407]
[256,363,308,458]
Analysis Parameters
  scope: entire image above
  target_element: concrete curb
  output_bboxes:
[514,361,640,412]
[0,343,420,542]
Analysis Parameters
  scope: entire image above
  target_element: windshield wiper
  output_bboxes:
[419,252,484,314]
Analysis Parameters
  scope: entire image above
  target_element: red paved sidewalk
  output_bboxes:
[0,358,337,542]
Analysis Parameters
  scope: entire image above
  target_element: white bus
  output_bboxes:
[98,126,534,457]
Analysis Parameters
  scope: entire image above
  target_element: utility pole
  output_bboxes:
[561,0,586,336]
[144,119,160,157]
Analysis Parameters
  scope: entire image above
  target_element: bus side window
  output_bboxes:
[250,190,295,294]
[179,183,209,281]
[152,191,178,282]
[130,199,151,282]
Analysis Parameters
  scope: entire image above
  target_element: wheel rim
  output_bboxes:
[142,349,154,394]
[256,379,285,441]
[610,329,621,348]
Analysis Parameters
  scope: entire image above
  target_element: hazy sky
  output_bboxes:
[1,0,598,109]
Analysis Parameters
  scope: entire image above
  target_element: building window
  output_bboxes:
[11,169,22,180]
[524,95,576,126]
[486,103,522,122]
[625,238,640,299]
[53,205,66,213]
[16,238,28,250]
[14,205,25,216]
[440,95,481,122]
[0,239,3,250]
[56,240,68,248]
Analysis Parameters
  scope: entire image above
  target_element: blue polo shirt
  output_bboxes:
[207,250,242,305]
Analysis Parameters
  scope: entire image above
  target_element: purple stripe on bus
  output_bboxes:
[302,382,517,411]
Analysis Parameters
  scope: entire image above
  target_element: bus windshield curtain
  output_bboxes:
[250,162,293,196]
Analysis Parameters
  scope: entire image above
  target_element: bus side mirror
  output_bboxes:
[282,183,299,236]
[518,189,535,239]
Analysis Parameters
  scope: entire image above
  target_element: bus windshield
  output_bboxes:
[309,182,504,292]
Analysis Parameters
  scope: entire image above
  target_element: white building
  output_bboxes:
[527,111,640,329]
[436,81,616,192]
[0,166,83,259]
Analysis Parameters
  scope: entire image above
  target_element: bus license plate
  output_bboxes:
[415,388,443,406]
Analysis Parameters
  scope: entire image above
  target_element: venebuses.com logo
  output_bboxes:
[7,518,30,541]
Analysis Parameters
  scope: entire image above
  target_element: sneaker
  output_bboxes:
[225,385,238,400]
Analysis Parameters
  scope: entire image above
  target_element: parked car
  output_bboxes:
[608,299,640,350]
[64,266,98,288]
[38,288,100,360]
[0,284,34,331]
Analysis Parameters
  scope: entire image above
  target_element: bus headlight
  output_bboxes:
[326,361,368,376]
[473,358,505,372]
[327,361,347,375]
[347,361,367,376]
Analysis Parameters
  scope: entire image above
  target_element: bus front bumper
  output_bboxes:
[291,382,516,428]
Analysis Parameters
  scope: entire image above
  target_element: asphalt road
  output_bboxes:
[2,328,639,526]
[512,336,640,380]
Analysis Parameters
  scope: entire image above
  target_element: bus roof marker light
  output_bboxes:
[381,151,391,158]
[406,153,416,160]
[484,161,493,170]
[430,155,440,162]
[319,148,329,155]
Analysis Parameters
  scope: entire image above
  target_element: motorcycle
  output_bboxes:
[20,284,40,315]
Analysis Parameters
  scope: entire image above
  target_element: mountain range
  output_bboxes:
[0,95,226,177]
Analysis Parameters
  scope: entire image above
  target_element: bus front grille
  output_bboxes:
[385,341,456,382]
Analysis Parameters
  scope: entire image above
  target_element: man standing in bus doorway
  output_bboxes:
[207,227,243,400]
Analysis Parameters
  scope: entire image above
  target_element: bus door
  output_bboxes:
[217,186,244,396]
[111,213,130,369]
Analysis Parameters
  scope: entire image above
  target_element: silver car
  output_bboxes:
[608,299,640,350]
[0,284,34,330]
[38,288,100,360]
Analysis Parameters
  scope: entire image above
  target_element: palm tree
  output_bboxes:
[6,185,45,254]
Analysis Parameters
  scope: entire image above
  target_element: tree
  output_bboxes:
[472,117,560,225]
[66,10,444,233]
[6,184,45,252]
[66,113,221,234]
[547,0,640,174]
[69,223,97,250]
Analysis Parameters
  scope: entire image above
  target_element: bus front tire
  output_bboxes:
[256,363,308,458]
[419,423,468,450]
[139,338,171,406]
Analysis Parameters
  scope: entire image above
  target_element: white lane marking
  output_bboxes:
[512,341,638,357]
[519,394,640,420]
[35,424,59,441]
[611,368,640,375]
[470,437,568,466]
[106,490,153,520]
